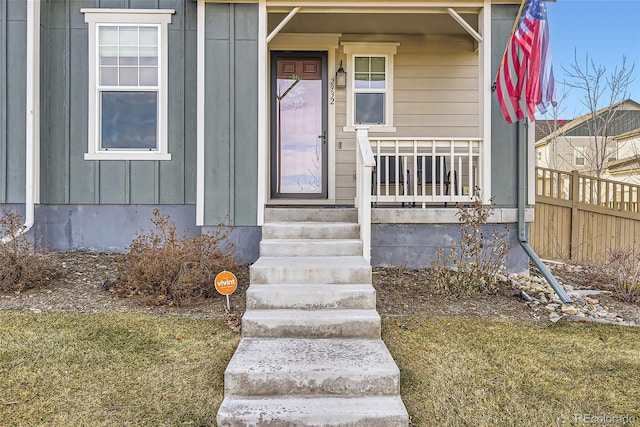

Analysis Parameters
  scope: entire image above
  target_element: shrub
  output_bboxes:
[604,247,640,303]
[114,209,238,306]
[0,209,61,292]
[430,187,510,298]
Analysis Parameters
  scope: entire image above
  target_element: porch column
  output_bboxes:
[257,0,267,226]
[480,0,492,204]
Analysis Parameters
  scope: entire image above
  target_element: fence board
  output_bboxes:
[532,167,640,263]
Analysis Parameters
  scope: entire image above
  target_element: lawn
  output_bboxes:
[1,312,639,426]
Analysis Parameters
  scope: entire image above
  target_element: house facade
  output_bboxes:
[535,100,640,174]
[1,0,532,272]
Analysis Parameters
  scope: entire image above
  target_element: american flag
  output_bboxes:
[495,0,556,123]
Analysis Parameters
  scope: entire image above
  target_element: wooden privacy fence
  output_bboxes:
[531,167,640,263]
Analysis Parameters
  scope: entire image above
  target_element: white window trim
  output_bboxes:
[341,42,399,133]
[82,9,174,161]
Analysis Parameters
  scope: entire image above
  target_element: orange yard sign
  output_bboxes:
[215,271,237,295]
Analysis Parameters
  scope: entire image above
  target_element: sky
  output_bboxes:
[544,0,640,119]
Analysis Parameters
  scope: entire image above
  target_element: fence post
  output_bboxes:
[570,170,580,262]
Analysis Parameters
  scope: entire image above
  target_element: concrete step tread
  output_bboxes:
[246,284,376,310]
[242,309,381,338]
[243,309,381,320]
[217,396,409,426]
[264,208,358,223]
[260,239,362,257]
[224,338,399,396]
[226,338,398,376]
[261,238,362,244]
[252,256,369,268]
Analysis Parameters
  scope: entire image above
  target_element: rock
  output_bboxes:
[561,304,579,315]
[586,304,597,312]
[545,304,559,312]
[584,296,599,305]
[606,313,618,319]
[518,291,533,302]
[538,293,548,304]
[564,284,574,292]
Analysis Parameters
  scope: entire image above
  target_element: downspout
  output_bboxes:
[1,0,39,244]
[517,119,571,303]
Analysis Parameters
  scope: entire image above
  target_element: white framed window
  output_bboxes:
[574,148,586,166]
[83,9,174,160]
[342,42,399,132]
[607,148,618,162]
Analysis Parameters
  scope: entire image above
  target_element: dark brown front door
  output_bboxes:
[271,52,328,198]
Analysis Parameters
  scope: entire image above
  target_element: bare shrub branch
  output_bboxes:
[113,209,238,306]
[0,209,61,292]
[430,187,511,298]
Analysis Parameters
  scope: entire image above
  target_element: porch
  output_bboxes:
[256,1,493,215]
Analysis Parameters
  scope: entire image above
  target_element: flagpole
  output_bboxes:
[493,0,528,84]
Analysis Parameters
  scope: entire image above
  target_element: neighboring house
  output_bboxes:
[535,99,640,173]
[609,128,640,183]
[1,0,534,272]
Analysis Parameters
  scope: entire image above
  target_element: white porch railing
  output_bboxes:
[355,128,483,261]
[356,128,376,262]
[368,135,482,208]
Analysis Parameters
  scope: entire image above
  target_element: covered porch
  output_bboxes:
[257,0,493,220]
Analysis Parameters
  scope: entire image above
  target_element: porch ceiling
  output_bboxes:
[267,12,478,36]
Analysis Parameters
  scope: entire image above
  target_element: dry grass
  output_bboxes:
[0,312,239,426]
[2,312,639,426]
[383,316,640,427]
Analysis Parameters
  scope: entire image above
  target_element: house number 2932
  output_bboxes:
[330,77,335,105]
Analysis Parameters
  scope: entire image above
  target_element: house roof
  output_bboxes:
[535,99,640,147]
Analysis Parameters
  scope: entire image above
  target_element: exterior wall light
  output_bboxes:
[336,60,347,88]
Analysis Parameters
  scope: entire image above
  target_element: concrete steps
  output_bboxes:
[250,256,371,285]
[223,338,400,396]
[260,238,362,257]
[246,284,376,310]
[216,208,409,426]
[242,309,381,339]
[217,396,409,427]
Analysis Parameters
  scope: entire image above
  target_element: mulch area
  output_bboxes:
[1,251,639,326]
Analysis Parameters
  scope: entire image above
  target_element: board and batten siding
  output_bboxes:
[203,3,258,226]
[334,34,480,204]
[0,0,27,204]
[490,4,522,208]
[40,0,197,205]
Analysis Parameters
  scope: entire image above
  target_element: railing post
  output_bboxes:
[570,170,580,262]
[355,128,375,263]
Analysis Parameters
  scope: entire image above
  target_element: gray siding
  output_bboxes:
[0,0,27,203]
[491,4,522,208]
[40,0,197,205]
[203,3,258,226]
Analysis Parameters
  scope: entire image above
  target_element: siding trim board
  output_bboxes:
[0,0,6,202]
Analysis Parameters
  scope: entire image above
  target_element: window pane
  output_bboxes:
[119,27,138,46]
[100,67,118,86]
[370,73,386,89]
[99,26,118,46]
[139,46,158,66]
[119,67,138,86]
[139,27,158,46]
[119,46,138,66]
[354,73,370,89]
[355,93,384,124]
[100,46,118,66]
[355,57,369,73]
[101,92,157,150]
[139,67,158,86]
[370,57,385,73]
